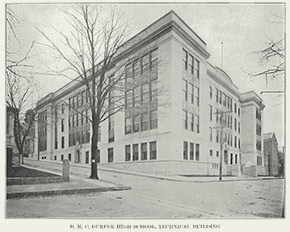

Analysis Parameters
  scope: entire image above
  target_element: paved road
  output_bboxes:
[6,159,285,218]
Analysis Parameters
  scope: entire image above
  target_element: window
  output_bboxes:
[86,129,90,143]
[183,110,188,130]
[234,118,237,131]
[61,104,65,114]
[189,113,194,131]
[150,49,158,70]
[210,150,213,156]
[141,83,150,104]
[133,59,140,80]
[195,144,200,161]
[209,105,213,121]
[194,59,200,79]
[216,129,219,143]
[141,143,147,160]
[238,108,240,117]
[224,151,228,164]
[209,86,212,99]
[194,86,199,107]
[141,112,149,131]
[150,80,157,102]
[219,90,222,104]
[125,145,131,161]
[54,156,57,161]
[183,141,188,160]
[108,148,114,163]
[238,138,240,149]
[108,117,114,142]
[235,154,238,164]
[133,144,139,161]
[183,80,188,102]
[234,103,237,113]
[256,109,261,121]
[61,155,64,161]
[216,151,219,157]
[150,110,158,129]
[234,136,237,148]
[230,153,233,165]
[125,90,133,108]
[133,86,140,107]
[194,115,199,133]
[85,151,89,164]
[223,93,226,106]
[189,83,194,104]
[61,119,64,132]
[238,122,240,134]
[216,88,219,103]
[190,143,194,160]
[209,127,213,141]
[150,141,157,160]
[68,153,71,161]
[189,54,194,75]
[133,115,140,132]
[183,49,188,71]
[256,124,261,136]
[141,54,149,74]
[61,136,65,149]
[256,140,261,151]
[125,115,132,134]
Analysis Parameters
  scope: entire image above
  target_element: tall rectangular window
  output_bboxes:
[234,118,237,131]
[209,105,213,121]
[133,86,140,107]
[133,115,140,132]
[183,49,188,71]
[183,110,188,130]
[61,136,65,149]
[194,86,199,107]
[68,153,71,161]
[133,144,139,161]
[150,80,157,102]
[125,145,131,161]
[125,90,133,108]
[219,90,222,104]
[209,127,213,142]
[150,110,158,129]
[183,141,188,160]
[216,109,219,123]
[210,150,213,156]
[141,143,147,160]
[216,88,219,103]
[108,148,114,163]
[189,83,194,104]
[133,59,140,80]
[150,141,157,160]
[234,136,237,148]
[97,150,100,163]
[189,113,194,131]
[125,114,132,134]
[150,49,158,70]
[209,86,212,99]
[141,112,149,131]
[238,122,240,134]
[190,142,194,160]
[61,119,64,132]
[216,151,219,157]
[189,54,194,75]
[183,80,188,102]
[223,93,227,106]
[141,53,149,74]
[194,59,200,79]
[141,83,150,104]
[195,144,200,161]
[194,115,199,133]
[216,129,219,143]
[234,103,237,113]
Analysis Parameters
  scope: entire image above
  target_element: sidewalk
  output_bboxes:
[23,158,280,184]
[7,166,131,199]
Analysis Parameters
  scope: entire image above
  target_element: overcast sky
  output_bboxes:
[6,3,285,146]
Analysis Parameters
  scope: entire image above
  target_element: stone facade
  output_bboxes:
[34,11,265,176]
[263,133,279,176]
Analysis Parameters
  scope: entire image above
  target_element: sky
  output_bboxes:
[6,2,285,146]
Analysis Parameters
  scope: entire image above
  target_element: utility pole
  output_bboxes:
[214,109,232,181]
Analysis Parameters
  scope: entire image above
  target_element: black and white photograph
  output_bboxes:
[2,0,287,229]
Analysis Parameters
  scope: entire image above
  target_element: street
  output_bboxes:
[6,160,284,218]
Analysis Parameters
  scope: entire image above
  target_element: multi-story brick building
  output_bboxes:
[34,11,265,176]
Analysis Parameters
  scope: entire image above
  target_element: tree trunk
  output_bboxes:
[90,124,99,179]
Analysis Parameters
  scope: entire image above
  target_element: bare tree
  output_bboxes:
[6,6,38,158]
[249,39,285,85]
[36,5,130,179]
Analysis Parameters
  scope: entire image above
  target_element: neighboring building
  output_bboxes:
[263,132,279,176]
[6,107,17,169]
[34,11,265,176]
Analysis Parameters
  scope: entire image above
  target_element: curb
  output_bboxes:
[7,185,131,199]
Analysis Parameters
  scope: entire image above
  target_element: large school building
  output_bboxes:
[34,11,265,176]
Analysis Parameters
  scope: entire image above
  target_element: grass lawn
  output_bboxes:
[7,166,59,178]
